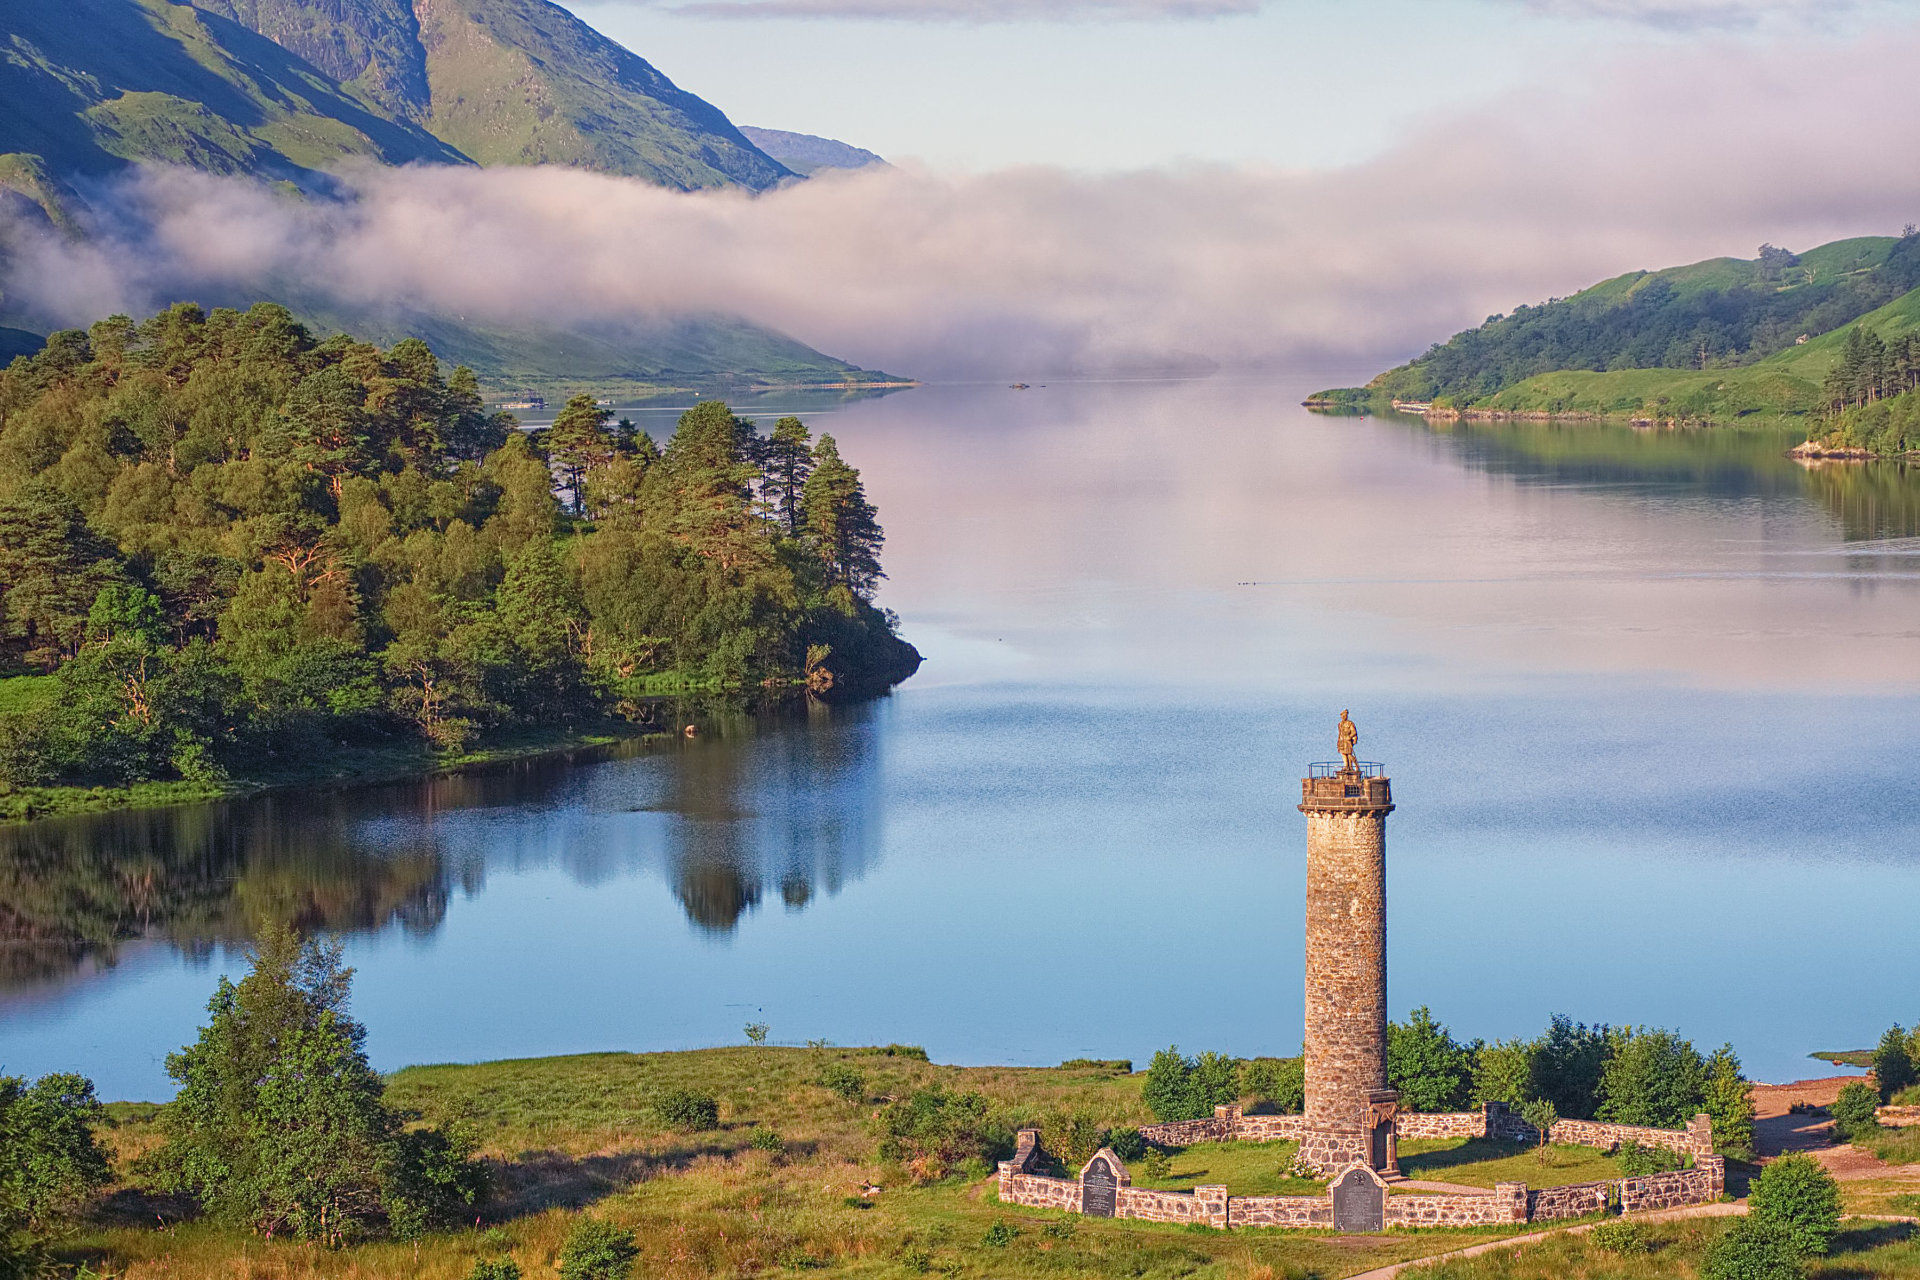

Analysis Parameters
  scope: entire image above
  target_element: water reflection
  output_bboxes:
[1397,413,1920,542]
[0,702,886,995]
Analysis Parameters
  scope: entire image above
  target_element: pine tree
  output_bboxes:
[762,417,814,538]
[545,395,616,516]
[801,435,885,600]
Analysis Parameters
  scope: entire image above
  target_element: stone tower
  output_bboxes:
[1297,714,1398,1175]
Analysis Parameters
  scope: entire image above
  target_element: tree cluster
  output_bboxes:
[1821,326,1920,412]
[0,303,917,793]
[1377,233,1920,405]
[1140,1047,1304,1122]
[149,926,485,1244]
[0,1071,110,1279]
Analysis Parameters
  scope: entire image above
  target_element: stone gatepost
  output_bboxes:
[1687,1113,1715,1157]
[1493,1182,1528,1224]
[1194,1185,1229,1229]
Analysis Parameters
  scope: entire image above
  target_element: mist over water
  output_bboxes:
[5,376,1919,1097]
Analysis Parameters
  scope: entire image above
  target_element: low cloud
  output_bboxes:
[1501,0,1888,29]
[4,32,1919,380]
[586,0,1258,18]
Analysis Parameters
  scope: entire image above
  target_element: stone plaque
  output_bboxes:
[1082,1156,1117,1218]
[1331,1168,1384,1234]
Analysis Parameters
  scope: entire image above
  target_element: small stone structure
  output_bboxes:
[996,1128,1724,1232]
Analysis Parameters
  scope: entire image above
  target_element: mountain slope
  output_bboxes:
[192,0,793,190]
[738,127,885,176]
[0,0,465,192]
[1356,233,1920,419]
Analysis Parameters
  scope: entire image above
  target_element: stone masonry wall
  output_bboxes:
[1549,1115,1714,1161]
[1619,1157,1725,1213]
[1138,1117,1234,1146]
[999,1172,1083,1213]
[1228,1196,1332,1229]
[1395,1110,1487,1140]
[1139,1107,1308,1149]
[1527,1181,1610,1222]
[1384,1185,1527,1228]
[1116,1185,1228,1227]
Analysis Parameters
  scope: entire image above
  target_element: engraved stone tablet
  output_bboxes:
[1331,1167,1385,1234]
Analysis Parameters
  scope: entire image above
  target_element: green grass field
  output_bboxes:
[68,1048,1565,1280]
[1418,1217,1920,1279]
[1397,1139,1625,1189]
[1127,1140,1324,1195]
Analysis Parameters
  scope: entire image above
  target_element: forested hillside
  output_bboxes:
[0,303,918,812]
[1349,232,1920,418]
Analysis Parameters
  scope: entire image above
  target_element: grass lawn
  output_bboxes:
[1418,1217,1920,1279]
[1859,1125,1920,1167]
[1397,1139,1624,1189]
[70,1049,1543,1280]
[1129,1140,1325,1195]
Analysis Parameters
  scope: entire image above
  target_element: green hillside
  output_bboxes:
[1348,231,1920,422]
[0,0,463,206]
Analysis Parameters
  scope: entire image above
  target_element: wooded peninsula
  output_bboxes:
[0,302,919,821]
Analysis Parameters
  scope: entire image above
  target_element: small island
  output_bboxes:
[0,302,919,822]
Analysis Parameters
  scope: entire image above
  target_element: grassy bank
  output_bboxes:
[0,720,658,825]
[1418,1216,1919,1278]
[70,1047,1542,1280]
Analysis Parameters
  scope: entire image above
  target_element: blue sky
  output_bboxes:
[562,0,1904,171]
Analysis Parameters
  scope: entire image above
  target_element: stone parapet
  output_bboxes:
[1527,1181,1610,1222]
[1115,1185,1227,1227]
[1619,1157,1724,1213]
[1396,1110,1488,1140]
[999,1172,1082,1212]
[1384,1185,1527,1228]
[1228,1195,1332,1229]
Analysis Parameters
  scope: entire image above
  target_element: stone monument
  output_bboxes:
[1297,713,1399,1175]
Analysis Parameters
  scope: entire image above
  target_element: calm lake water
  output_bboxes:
[6,376,1920,1098]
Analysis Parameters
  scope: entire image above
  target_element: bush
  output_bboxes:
[1617,1139,1686,1175]
[1108,1127,1147,1162]
[981,1221,1017,1248]
[1746,1152,1841,1256]
[1141,1047,1239,1122]
[1831,1082,1881,1141]
[1238,1058,1305,1113]
[653,1089,719,1131]
[1701,1217,1807,1280]
[873,1088,1007,1181]
[816,1063,866,1103]
[1058,1059,1131,1073]
[468,1260,521,1280]
[1589,1219,1649,1255]
[1597,1027,1708,1129]
[1874,1025,1916,1102]
[1704,1045,1756,1154]
[1388,1008,1476,1112]
[558,1218,638,1280]
[0,1072,110,1233]
[1038,1112,1108,1170]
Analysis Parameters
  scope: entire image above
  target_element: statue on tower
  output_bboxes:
[1337,710,1359,773]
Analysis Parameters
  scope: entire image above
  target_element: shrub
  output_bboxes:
[870,1045,929,1061]
[743,1022,769,1046]
[1701,1217,1807,1280]
[1590,1219,1649,1255]
[1746,1153,1841,1256]
[1597,1027,1708,1129]
[653,1089,719,1131]
[1831,1082,1881,1141]
[749,1128,785,1154]
[1039,1112,1109,1169]
[1137,1149,1172,1180]
[981,1220,1017,1247]
[1473,1039,1536,1109]
[1387,1008,1476,1112]
[873,1088,1006,1180]
[1616,1139,1686,1175]
[1142,1047,1239,1122]
[1874,1025,1916,1102]
[558,1218,638,1280]
[1239,1058,1305,1113]
[0,1072,110,1233]
[1058,1059,1131,1073]
[1705,1044,1756,1153]
[468,1260,521,1280]
[1108,1127,1147,1162]
[816,1062,866,1103]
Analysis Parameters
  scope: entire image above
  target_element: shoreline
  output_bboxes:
[0,722,665,826]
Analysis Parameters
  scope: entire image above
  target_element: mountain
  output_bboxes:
[0,0,465,201]
[1339,233,1920,421]
[0,0,790,198]
[192,0,790,188]
[738,127,886,176]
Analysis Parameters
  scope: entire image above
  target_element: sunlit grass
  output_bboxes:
[1397,1139,1624,1189]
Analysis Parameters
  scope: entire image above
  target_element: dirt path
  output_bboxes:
[1752,1076,1920,1181]
[1341,1202,1747,1280]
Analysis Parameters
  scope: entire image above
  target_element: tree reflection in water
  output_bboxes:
[0,699,886,993]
